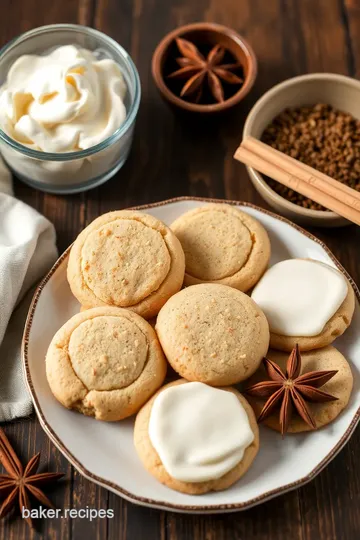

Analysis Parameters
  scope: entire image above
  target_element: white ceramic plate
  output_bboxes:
[22,197,360,514]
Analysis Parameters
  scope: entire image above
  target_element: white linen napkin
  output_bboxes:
[0,157,58,421]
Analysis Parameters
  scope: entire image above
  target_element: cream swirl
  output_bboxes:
[0,45,127,153]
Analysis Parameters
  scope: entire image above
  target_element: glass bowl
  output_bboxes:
[0,24,141,194]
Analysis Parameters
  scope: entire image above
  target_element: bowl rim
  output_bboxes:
[151,22,257,113]
[22,196,360,513]
[243,72,360,221]
[0,24,141,161]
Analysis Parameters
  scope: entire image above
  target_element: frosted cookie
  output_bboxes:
[134,380,259,494]
[67,211,185,319]
[251,259,355,352]
[46,307,167,421]
[246,345,353,434]
[171,204,270,291]
[156,283,270,385]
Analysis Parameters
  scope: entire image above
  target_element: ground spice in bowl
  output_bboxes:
[261,103,360,210]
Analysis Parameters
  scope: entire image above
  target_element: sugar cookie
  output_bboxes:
[134,379,259,494]
[171,204,270,291]
[156,283,270,385]
[246,346,353,433]
[67,211,185,319]
[46,307,167,421]
[251,259,355,351]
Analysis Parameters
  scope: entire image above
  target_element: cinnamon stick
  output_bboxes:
[243,137,360,209]
[234,144,360,226]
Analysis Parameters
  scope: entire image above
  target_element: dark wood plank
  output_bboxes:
[93,1,303,539]
[0,417,72,540]
[2,0,89,252]
[343,0,358,77]
[87,2,171,536]
[0,2,96,540]
[0,0,87,252]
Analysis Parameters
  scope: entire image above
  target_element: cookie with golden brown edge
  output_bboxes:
[269,280,355,351]
[134,379,259,495]
[171,204,271,291]
[155,283,270,386]
[246,345,353,433]
[67,210,185,319]
[251,259,355,352]
[46,307,167,421]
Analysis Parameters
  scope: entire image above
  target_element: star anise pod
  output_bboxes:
[0,427,64,528]
[246,344,338,435]
[168,37,243,103]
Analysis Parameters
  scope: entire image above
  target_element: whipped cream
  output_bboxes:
[0,44,136,190]
[148,382,254,483]
[0,45,127,153]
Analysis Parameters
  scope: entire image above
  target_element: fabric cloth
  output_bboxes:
[0,157,58,421]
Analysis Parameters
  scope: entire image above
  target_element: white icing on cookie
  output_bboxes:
[251,259,348,337]
[148,382,254,483]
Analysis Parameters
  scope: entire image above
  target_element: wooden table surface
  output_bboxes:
[1,0,360,538]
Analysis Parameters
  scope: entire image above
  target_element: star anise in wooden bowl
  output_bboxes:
[152,22,257,113]
[167,38,244,104]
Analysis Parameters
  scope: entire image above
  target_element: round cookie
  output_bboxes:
[134,379,259,494]
[270,280,355,351]
[171,204,271,291]
[246,346,353,433]
[251,259,355,352]
[155,283,270,385]
[67,210,185,319]
[46,307,167,421]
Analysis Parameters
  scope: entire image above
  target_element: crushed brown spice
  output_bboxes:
[261,103,360,210]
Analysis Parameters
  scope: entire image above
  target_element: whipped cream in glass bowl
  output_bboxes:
[0,25,140,194]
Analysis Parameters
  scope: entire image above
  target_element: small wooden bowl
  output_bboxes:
[152,22,257,114]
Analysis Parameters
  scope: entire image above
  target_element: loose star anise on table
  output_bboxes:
[246,344,338,435]
[0,427,64,528]
[168,37,243,103]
